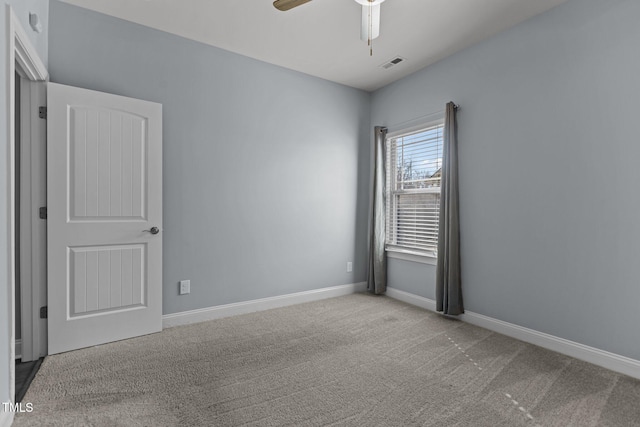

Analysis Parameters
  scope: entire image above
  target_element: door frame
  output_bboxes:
[18,76,47,362]
[5,4,48,406]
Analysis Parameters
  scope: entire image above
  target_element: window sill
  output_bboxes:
[386,248,437,265]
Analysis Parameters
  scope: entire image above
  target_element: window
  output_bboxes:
[385,122,444,258]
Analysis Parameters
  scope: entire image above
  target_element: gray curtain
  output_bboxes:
[436,102,463,314]
[367,126,387,295]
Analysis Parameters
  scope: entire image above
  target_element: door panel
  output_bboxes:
[47,83,162,354]
[69,107,147,220]
[69,244,145,316]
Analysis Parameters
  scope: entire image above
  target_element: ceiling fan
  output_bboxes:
[273,0,387,56]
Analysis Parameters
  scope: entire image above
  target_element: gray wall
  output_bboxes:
[372,0,640,361]
[0,0,48,407]
[388,258,436,300]
[48,1,371,316]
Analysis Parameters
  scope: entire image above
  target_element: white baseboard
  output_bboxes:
[0,406,15,427]
[385,287,437,312]
[386,287,640,380]
[15,339,21,360]
[163,282,367,328]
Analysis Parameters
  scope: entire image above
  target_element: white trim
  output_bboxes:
[385,287,640,380]
[163,282,367,328]
[386,249,437,265]
[6,5,48,414]
[0,406,15,427]
[385,287,437,311]
[12,14,47,82]
[461,310,640,380]
[7,5,17,409]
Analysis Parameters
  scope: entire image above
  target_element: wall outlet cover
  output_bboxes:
[179,280,191,295]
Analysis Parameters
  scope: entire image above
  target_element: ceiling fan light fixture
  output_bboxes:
[355,0,386,55]
[360,4,380,42]
[354,0,386,5]
[273,0,386,55]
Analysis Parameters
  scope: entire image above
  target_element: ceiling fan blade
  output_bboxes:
[273,0,312,12]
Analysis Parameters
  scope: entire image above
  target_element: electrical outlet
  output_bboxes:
[347,262,353,273]
[179,280,191,295]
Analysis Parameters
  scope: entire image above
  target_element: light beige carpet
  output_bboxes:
[14,294,640,426]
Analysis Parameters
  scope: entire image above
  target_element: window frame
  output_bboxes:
[385,118,444,264]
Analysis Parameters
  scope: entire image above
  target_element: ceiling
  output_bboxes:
[59,0,568,92]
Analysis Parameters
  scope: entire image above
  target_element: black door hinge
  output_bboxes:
[39,207,47,219]
[38,106,47,119]
[39,306,48,319]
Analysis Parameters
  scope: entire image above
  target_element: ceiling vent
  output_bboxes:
[379,56,406,70]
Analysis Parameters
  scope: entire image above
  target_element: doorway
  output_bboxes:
[13,69,46,402]
[14,72,47,366]
[7,6,49,410]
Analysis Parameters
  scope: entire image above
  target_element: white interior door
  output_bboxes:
[47,83,163,354]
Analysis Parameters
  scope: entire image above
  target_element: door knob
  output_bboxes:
[143,226,160,235]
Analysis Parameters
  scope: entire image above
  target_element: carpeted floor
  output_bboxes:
[14,294,640,426]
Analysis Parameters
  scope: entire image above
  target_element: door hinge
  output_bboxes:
[38,106,47,119]
[39,206,47,219]
[39,306,48,319]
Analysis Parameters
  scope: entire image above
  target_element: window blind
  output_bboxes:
[385,123,444,255]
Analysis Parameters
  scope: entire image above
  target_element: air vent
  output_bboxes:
[379,56,406,70]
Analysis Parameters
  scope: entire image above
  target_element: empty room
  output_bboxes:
[2,0,640,425]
